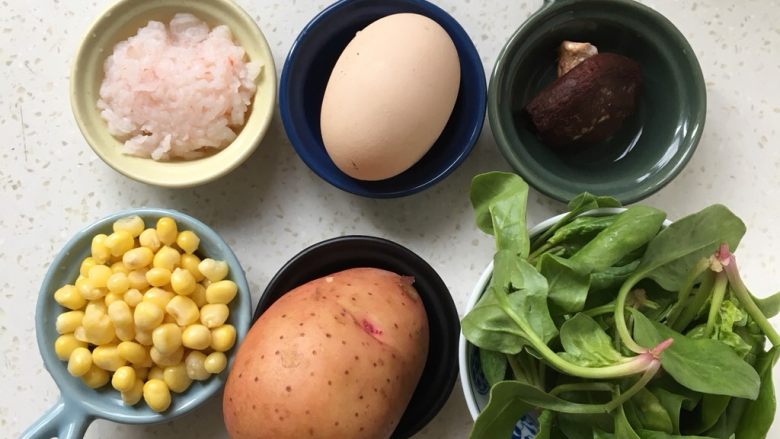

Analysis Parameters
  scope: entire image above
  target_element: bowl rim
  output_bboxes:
[252,234,461,438]
[69,0,278,188]
[458,207,675,421]
[278,0,487,198]
[34,207,252,425]
[487,0,707,204]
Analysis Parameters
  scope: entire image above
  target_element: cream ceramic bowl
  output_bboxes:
[70,0,277,188]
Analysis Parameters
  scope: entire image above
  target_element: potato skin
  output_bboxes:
[224,268,429,439]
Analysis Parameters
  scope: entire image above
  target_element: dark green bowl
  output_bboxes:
[489,0,705,203]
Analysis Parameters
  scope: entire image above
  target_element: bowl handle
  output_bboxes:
[20,397,92,439]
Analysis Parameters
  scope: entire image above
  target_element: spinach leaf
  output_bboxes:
[649,387,692,434]
[532,193,621,248]
[627,388,674,433]
[469,381,534,439]
[615,403,641,439]
[635,431,715,438]
[753,291,780,318]
[470,172,530,257]
[590,260,641,292]
[477,381,609,415]
[462,251,558,354]
[540,254,591,315]
[570,206,666,273]
[479,348,507,388]
[559,313,625,367]
[687,300,752,358]
[634,205,745,291]
[632,312,760,399]
[701,396,747,439]
[507,349,544,389]
[537,410,555,439]
[734,347,779,439]
[688,394,730,434]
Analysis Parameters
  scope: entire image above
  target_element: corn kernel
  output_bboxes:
[185,351,210,381]
[123,289,143,307]
[150,345,184,367]
[156,218,178,246]
[143,379,172,412]
[54,285,86,310]
[67,347,92,377]
[88,265,113,288]
[190,284,207,308]
[56,311,84,334]
[112,366,137,392]
[162,313,177,324]
[139,228,162,253]
[166,296,199,326]
[92,344,126,371]
[74,326,88,343]
[210,324,236,352]
[104,292,124,306]
[153,246,180,271]
[206,280,237,305]
[54,334,87,361]
[105,231,134,257]
[204,352,227,374]
[85,300,107,316]
[115,325,135,342]
[144,288,174,309]
[152,323,182,355]
[83,312,115,345]
[134,301,164,331]
[182,324,212,350]
[198,259,228,282]
[170,268,196,295]
[146,267,171,288]
[180,254,204,282]
[110,261,130,274]
[80,285,107,301]
[113,215,145,238]
[121,378,144,405]
[148,366,165,381]
[135,329,153,346]
[91,234,111,264]
[127,269,149,291]
[199,304,229,329]
[123,247,153,270]
[80,257,98,278]
[108,300,133,327]
[117,341,149,365]
[176,231,200,254]
[163,363,192,393]
[81,365,110,389]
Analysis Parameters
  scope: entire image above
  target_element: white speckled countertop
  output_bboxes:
[1,0,779,437]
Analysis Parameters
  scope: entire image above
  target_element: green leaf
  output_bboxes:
[702,395,747,439]
[478,381,610,415]
[590,260,641,292]
[531,193,621,249]
[753,291,780,318]
[734,347,779,439]
[462,286,528,354]
[649,387,692,434]
[559,313,625,367]
[635,205,746,291]
[470,172,530,257]
[536,410,555,439]
[479,348,507,388]
[627,388,674,433]
[571,206,666,273]
[635,431,715,438]
[540,254,591,314]
[632,312,760,399]
[469,381,534,439]
[687,394,730,434]
[615,403,641,439]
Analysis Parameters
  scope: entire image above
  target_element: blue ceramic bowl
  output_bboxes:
[279,0,487,198]
[23,208,252,439]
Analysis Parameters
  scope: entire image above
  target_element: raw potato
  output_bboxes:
[223,268,429,439]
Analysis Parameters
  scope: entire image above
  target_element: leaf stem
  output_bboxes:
[604,360,662,412]
[667,257,711,327]
[584,304,617,318]
[614,274,646,354]
[528,242,555,262]
[531,213,574,249]
[705,271,728,337]
[494,286,654,379]
[672,270,716,332]
[722,254,780,347]
[549,382,613,396]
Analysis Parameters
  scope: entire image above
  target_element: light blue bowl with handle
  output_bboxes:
[22,208,252,439]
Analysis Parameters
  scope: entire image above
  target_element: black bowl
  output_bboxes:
[253,235,459,438]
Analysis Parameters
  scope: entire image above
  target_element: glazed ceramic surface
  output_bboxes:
[489,0,706,203]
[22,208,252,439]
[70,0,277,188]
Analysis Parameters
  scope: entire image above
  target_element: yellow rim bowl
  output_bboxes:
[70,0,277,188]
